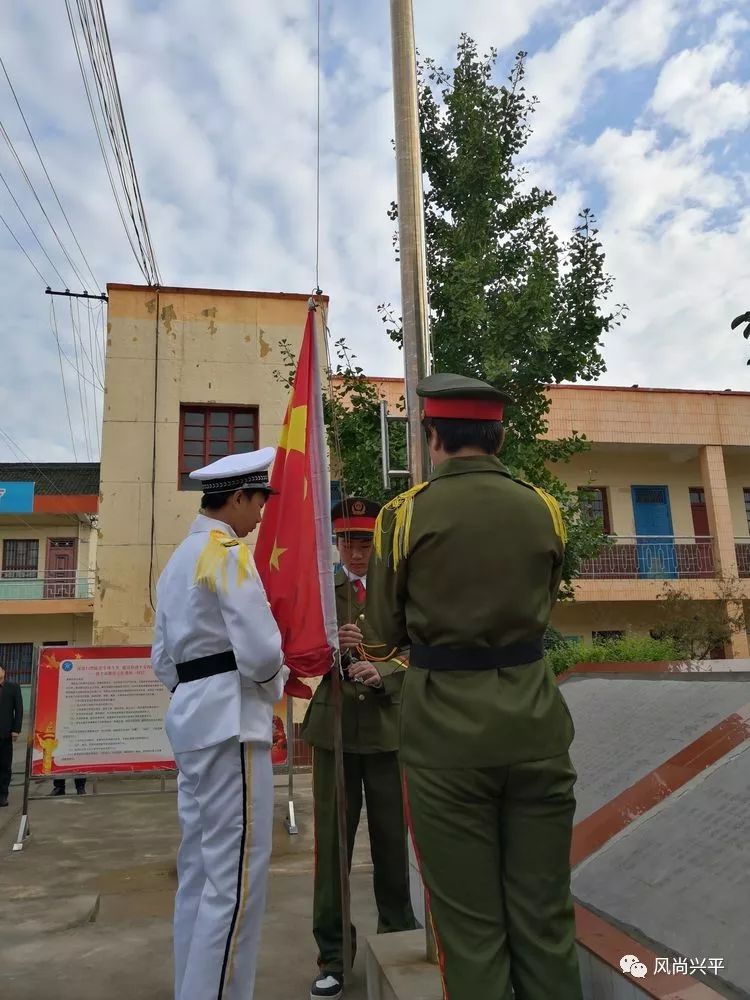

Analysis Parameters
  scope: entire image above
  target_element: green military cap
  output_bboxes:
[417,373,513,421]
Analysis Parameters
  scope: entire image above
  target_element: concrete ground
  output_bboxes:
[0,769,377,1000]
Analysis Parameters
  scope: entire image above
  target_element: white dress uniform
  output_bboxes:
[152,448,288,1000]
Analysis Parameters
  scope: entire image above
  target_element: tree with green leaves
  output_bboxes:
[380,38,625,588]
[650,580,746,660]
[279,37,624,590]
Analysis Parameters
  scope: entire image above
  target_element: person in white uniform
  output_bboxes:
[152,447,288,1000]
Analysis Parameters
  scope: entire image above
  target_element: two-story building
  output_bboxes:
[0,463,99,705]
[93,283,329,647]
[368,378,750,657]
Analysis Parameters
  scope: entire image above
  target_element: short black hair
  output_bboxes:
[201,488,267,510]
[422,416,504,455]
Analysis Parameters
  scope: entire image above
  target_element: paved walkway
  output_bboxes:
[0,772,376,1000]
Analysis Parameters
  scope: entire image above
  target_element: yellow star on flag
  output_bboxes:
[278,405,307,454]
[270,540,287,571]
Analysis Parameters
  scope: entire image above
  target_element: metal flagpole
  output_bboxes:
[13,647,39,852]
[389,0,437,965]
[331,653,353,977]
[284,696,298,835]
[389,0,432,486]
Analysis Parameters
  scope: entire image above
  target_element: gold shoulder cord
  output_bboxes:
[194,530,255,592]
[530,487,568,546]
[373,481,429,570]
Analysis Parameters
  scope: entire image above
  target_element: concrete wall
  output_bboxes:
[0,613,93,647]
[555,449,705,538]
[723,453,750,538]
[94,286,325,645]
[0,519,95,576]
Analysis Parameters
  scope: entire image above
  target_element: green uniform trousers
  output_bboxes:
[313,747,417,974]
[404,753,582,1000]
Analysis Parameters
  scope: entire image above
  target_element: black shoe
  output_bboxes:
[50,786,65,796]
[310,972,343,999]
[76,787,86,795]
[0,797,8,807]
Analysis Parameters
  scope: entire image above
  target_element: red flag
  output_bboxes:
[255,307,338,699]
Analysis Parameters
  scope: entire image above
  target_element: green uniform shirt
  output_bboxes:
[366,454,574,769]
[301,569,407,754]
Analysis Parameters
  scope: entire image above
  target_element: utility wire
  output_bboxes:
[69,299,93,461]
[50,297,103,393]
[0,164,68,285]
[315,0,322,293]
[67,0,160,285]
[0,209,48,284]
[0,52,100,291]
[64,0,154,284]
[0,425,88,526]
[50,302,78,461]
[0,118,88,288]
[79,298,101,453]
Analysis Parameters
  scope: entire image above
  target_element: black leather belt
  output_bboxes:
[176,650,238,684]
[410,638,544,672]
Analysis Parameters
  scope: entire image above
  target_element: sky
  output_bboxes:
[0,0,749,462]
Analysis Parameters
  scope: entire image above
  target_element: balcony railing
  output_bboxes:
[737,540,750,579]
[0,572,95,601]
[578,536,715,581]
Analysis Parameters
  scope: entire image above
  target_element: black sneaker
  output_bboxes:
[50,786,65,797]
[0,797,8,807]
[310,972,343,999]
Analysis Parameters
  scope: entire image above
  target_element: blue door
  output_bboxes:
[632,486,676,579]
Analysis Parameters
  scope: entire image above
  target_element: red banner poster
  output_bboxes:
[31,646,175,776]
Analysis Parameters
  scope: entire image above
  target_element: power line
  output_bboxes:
[64,0,149,283]
[66,0,161,285]
[0,209,48,284]
[69,299,93,461]
[50,296,103,393]
[0,425,89,526]
[0,163,68,285]
[0,52,100,291]
[49,301,78,461]
[78,298,101,453]
[0,117,88,289]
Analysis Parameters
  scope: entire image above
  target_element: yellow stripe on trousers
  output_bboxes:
[220,743,255,997]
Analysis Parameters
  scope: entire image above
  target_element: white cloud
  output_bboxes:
[651,42,750,145]
[574,124,748,387]
[0,0,749,464]
[527,0,679,153]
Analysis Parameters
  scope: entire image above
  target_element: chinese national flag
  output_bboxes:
[255,307,338,699]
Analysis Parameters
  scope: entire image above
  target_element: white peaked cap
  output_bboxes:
[189,447,277,494]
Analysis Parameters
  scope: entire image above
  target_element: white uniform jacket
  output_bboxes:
[152,514,286,754]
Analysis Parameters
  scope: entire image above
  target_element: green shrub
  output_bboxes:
[546,634,684,676]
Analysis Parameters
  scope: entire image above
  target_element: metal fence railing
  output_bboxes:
[578,536,715,581]
[0,573,95,600]
[736,539,750,579]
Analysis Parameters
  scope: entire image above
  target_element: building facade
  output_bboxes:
[366,379,750,657]
[0,463,99,703]
[93,283,328,648]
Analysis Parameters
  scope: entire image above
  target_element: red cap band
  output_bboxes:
[423,397,504,420]
[333,516,377,534]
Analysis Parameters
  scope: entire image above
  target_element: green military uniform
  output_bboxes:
[301,498,417,985]
[366,374,581,1000]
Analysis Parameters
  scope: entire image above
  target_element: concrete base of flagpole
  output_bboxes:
[365,931,442,1000]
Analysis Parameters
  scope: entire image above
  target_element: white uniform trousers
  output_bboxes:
[174,738,273,1000]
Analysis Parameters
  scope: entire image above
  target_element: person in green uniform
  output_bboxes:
[302,497,417,1000]
[366,374,582,1000]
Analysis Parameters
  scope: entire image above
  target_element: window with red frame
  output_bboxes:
[179,406,258,490]
[578,486,612,535]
